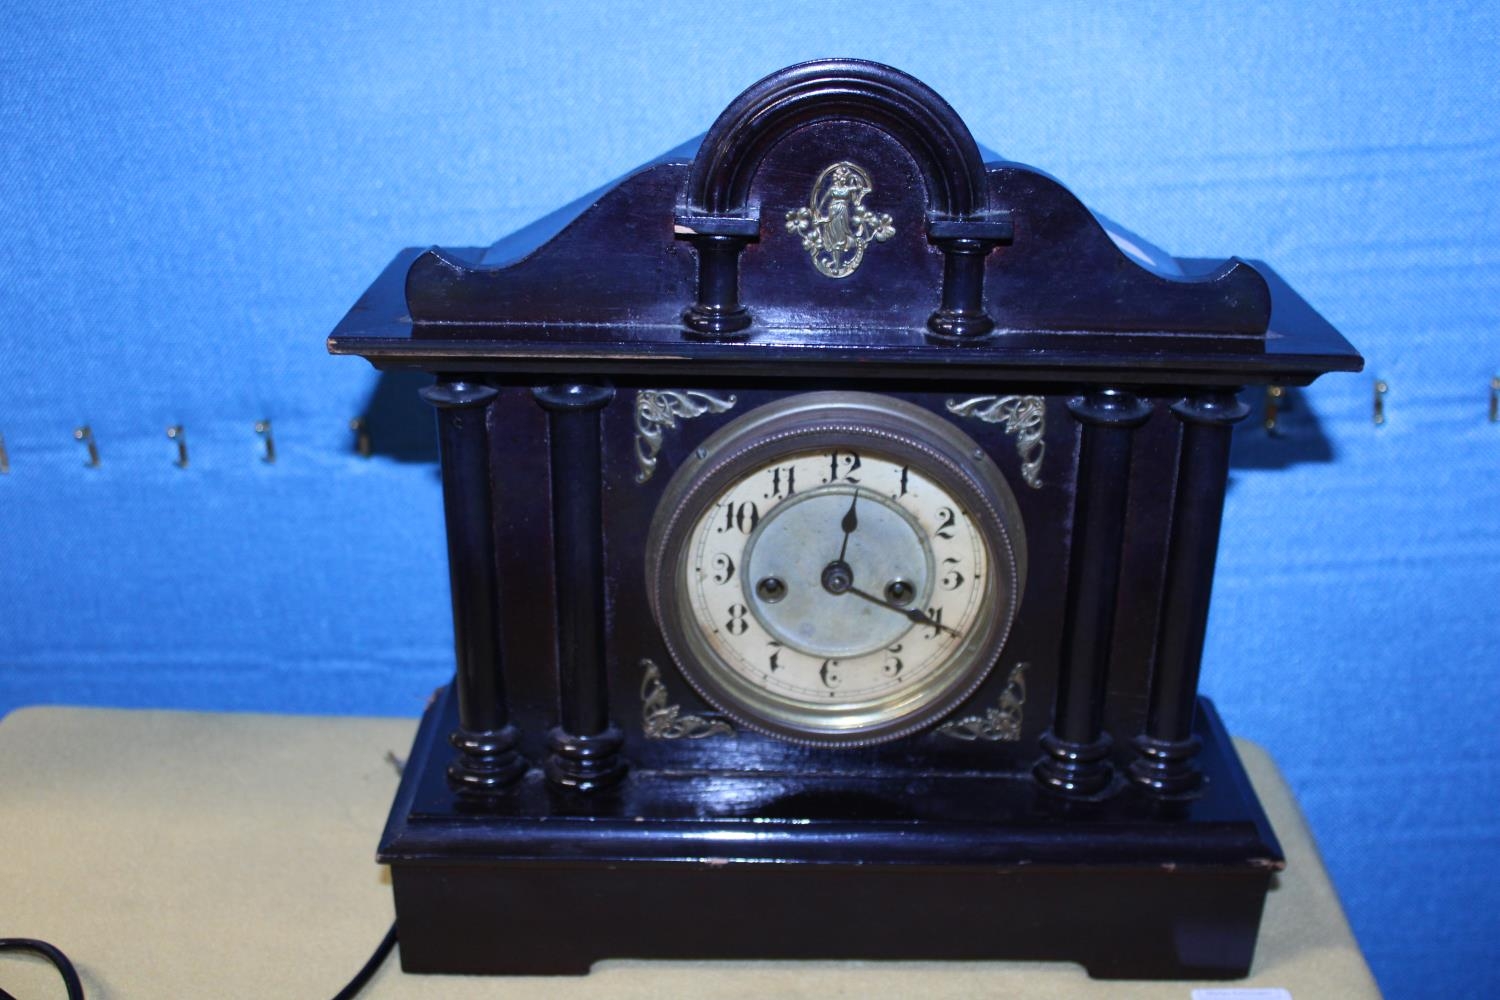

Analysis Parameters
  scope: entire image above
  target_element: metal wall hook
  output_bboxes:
[73,425,100,467]
[1373,379,1388,427]
[0,432,9,475]
[166,425,189,468]
[254,420,276,464]
[1262,385,1286,435]
[350,416,372,458]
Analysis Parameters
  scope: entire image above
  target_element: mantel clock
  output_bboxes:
[328,60,1361,980]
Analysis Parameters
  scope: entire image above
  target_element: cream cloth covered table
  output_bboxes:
[0,707,1380,999]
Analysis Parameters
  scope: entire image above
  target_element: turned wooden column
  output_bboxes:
[1130,388,1249,796]
[422,379,527,795]
[677,218,758,338]
[1035,388,1153,797]
[925,218,1012,341]
[532,383,627,792]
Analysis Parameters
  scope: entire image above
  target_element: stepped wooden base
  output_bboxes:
[380,686,1282,979]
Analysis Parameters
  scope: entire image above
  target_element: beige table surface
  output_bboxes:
[0,707,1380,999]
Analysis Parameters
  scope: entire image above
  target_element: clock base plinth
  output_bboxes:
[379,686,1282,980]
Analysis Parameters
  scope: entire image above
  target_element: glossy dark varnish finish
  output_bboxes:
[421,381,525,792]
[329,60,1362,979]
[1035,389,1153,797]
[383,687,1278,978]
[1131,390,1252,795]
[531,384,626,792]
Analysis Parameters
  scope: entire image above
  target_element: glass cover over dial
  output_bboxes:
[647,392,1027,746]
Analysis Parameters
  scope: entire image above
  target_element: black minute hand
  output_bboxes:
[844,584,961,637]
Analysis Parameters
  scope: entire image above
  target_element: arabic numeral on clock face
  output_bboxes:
[922,607,945,639]
[764,465,797,499]
[725,604,750,635]
[935,506,957,539]
[824,450,862,484]
[718,501,760,534]
[940,557,965,590]
[819,659,842,689]
[767,640,783,672]
[882,644,903,677]
[711,553,735,584]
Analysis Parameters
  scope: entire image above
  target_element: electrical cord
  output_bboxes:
[330,923,398,1000]
[0,938,85,1000]
[0,922,399,1000]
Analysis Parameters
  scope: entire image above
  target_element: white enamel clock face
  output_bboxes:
[647,392,1028,746]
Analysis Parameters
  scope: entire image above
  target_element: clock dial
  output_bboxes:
[686,459,986,706]
[647,392,1027,746]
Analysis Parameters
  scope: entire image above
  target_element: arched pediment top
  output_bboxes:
[684,59,991,221]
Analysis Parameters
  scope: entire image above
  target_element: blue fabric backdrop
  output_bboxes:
[2,3,1496,996]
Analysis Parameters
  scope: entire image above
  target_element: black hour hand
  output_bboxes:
[835,492,859,563]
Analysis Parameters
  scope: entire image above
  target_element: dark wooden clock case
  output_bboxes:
[329,60,1361,980]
